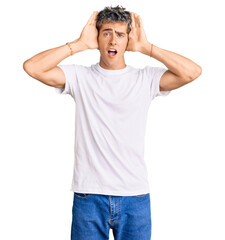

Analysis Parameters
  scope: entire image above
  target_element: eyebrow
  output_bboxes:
[102,28,126,35]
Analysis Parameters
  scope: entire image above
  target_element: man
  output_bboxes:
[23,5,202,240]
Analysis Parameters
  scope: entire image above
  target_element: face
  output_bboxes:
[97,22,129,70]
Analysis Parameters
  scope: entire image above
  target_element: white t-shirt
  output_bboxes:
[55,62,171,196]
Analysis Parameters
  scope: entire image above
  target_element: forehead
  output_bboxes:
[100,22,127,32]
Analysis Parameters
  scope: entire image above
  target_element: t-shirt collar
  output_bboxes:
[94,62,130,75]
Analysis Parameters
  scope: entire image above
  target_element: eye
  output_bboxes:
[103,32,110,36]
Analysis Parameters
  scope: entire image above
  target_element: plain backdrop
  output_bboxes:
[1,0,224,239]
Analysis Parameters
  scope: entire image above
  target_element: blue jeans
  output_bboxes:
[71,192,151,240]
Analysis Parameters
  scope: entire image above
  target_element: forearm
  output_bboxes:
[23,39,88,73]
[142,42,202,80]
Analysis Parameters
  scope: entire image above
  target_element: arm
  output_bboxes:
[23,40,87,88]
[126,12,202,91]
[23,11,99,88]
[141,43,202,91]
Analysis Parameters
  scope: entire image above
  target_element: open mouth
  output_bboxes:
[108,49,117,57]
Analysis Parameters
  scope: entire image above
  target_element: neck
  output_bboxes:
[99,57,126,70]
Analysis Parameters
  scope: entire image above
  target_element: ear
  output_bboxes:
[125,39,129,51]
[97,36,99,50]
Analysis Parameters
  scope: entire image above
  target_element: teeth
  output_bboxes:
[109,49,116,52]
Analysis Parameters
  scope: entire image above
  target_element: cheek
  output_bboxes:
[121,39,129,50]
[98,38,107,47]
[97,39,103,51]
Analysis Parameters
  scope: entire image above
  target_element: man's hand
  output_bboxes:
[126,12,152,55]
[78,11,99,50]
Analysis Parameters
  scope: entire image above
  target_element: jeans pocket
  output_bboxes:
[134,193,149,198]
[74,192,91,199]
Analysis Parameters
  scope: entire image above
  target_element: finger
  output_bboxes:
[136,15,142,28]
[86,12,95,25]
[138,15,144,28]
[87,11,98,25]
[134,13,140,27]
[131,12,135,29]
[90,11,99,25]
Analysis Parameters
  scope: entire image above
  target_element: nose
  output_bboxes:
[110,33,117,46]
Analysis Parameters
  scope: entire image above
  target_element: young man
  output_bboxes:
[23,5,202,240]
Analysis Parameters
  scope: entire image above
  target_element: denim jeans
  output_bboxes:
[71,192,151,240]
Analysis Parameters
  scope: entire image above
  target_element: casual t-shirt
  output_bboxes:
[54,62,171,196]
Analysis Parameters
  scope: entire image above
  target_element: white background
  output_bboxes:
[1,0,224,239]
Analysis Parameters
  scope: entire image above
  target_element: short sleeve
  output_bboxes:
[144,66,171,101]
[54,64,77,100]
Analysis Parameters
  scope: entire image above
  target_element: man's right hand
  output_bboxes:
[78,11,99,50]
[23,11,100,89]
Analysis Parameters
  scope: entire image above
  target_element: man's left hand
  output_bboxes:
[126,12,152,55]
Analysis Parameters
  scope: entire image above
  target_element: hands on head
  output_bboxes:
[126,12,149,52]
[78,11,99,50]
[77,11,150,53]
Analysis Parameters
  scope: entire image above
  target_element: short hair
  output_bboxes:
[96,5,131,34]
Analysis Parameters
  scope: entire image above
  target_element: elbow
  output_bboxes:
[196,65,202,77]
[23,60,30,72]
[189,65,202,81]
[23,60,34,75]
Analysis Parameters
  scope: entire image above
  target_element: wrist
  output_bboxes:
[68,39,88,55]
[140,42,153,56]
[76,39,89,51]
